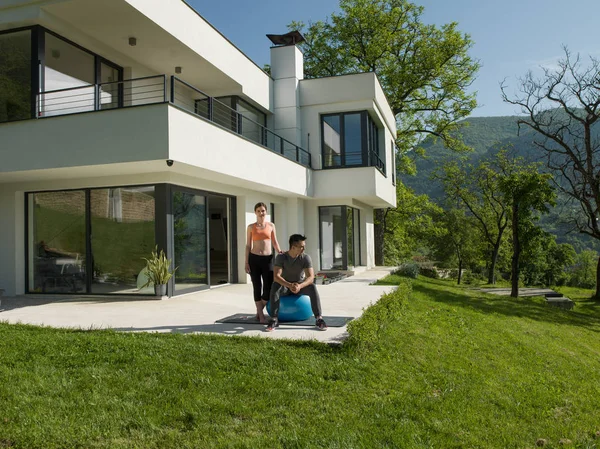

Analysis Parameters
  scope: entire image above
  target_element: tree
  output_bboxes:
[381,182,443,265]
[501,47,600,299]
[497,152,555,297]
[439,157,509,284]
[430,208,483,284]
[290,0,480,264]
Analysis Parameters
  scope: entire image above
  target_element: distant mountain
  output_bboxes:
[401,115,538,201]
[400,115,599,251]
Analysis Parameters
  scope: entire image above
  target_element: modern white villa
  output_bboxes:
[0,0,397,298]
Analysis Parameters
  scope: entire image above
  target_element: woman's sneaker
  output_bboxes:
[315,318,328,331]
[265,319,279,332]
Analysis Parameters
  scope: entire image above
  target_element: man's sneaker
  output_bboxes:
[265,319,279,332]
[315,318,328,331]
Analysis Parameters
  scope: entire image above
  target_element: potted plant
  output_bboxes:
[140,246,177,297]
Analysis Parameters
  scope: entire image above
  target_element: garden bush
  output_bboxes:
[395,262,419,278]
[345,278,412,352]
[419,266,439,279]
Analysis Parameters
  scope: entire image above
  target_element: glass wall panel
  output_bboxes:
[346,207,354,267]
[320,206,344,270]
[238,99,265,145]
[173,191,208,293]
[353,208,361,266]
[28,191,86,293]
[344,113,363,166]
[99,62,120,110]
[323,115,342,167]
[41,33,95,116]
[90,187,155,294]
[0,30,32,123]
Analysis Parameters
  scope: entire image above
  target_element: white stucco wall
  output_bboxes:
[167,106,310,197]
[1,104,170,174]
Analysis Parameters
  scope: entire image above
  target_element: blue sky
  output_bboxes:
[188,0,600,117]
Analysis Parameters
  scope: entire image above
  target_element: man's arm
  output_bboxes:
[273,266,292,289]
[298,267,315,289]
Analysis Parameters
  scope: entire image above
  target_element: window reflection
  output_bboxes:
[28,191,87,293]
[173,191,208,293]
[90,187,156,294]
[0,30,32,122]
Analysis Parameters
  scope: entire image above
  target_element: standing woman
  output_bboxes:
[246,202,282,323]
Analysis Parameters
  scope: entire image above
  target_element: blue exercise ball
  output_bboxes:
[267,294,313,321]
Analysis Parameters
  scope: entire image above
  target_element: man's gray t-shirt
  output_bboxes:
[274,252,312,283]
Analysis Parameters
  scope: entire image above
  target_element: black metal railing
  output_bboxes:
[369,150,386,175]
[37,75,166,117]
[35,74,311,167]
[170,77,311,167]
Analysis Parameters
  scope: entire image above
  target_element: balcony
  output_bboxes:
[34,75,311,168]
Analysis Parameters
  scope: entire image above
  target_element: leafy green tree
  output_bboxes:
[546,241,576,286]
[382,182,443,265]
[568,250,598,289]
[439,158,509,284]
[289,0,480,263]
[429,208,484,284]
[502,47,600,299]
[497,151,555,297]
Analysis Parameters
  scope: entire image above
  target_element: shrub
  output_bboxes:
[462,270,486,285]
[345,278,412,352]
[395,262,419,278]
[419,266,439,279]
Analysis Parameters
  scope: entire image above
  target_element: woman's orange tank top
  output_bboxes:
[251,223,271,241]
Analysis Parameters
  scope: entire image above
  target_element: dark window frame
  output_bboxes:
[0,25,123,122]
[318,205,362,271]
[24,183,237,297]
[320,110,386,175]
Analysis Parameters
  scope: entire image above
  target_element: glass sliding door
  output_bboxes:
[98,60,122,110]
[173,190,208,293]
[208,195,230,286]
[319,206,361,270]
[0,30,32,123]
[320,206,344,270]
[347,208,354,267]
[41,33,95,117]
[353,208,361,266]
[90,187,156,294]
[27,191,87,293]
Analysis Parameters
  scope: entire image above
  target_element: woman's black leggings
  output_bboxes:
[248,253,274,302]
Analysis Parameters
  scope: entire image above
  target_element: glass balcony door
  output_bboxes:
[319,206,361,270]
[172,189,209,294]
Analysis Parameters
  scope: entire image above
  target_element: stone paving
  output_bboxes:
[0,268,397,344]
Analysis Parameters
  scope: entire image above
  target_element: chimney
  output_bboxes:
[268,31,305,147]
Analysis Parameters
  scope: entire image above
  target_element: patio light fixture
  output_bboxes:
[128,37,137,46]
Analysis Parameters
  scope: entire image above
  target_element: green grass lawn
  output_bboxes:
[1,277,600,448]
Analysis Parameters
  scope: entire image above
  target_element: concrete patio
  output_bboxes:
[0,268,397,345]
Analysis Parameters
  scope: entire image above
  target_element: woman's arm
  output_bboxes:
[270,223,283,253]
[245,224,253,273]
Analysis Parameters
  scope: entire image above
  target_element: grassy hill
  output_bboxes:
[1,277,600,448]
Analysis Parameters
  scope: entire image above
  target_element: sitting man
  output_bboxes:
[266,234,327,332]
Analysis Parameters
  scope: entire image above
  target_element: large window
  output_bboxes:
[319,206,361,270]
[28,190,87,293]
[173,190,208,294]
[90,187,156,294]
[0,29,32,123]
[321,111,385,174]
[0,26,122,122]
[27,186,155,295]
